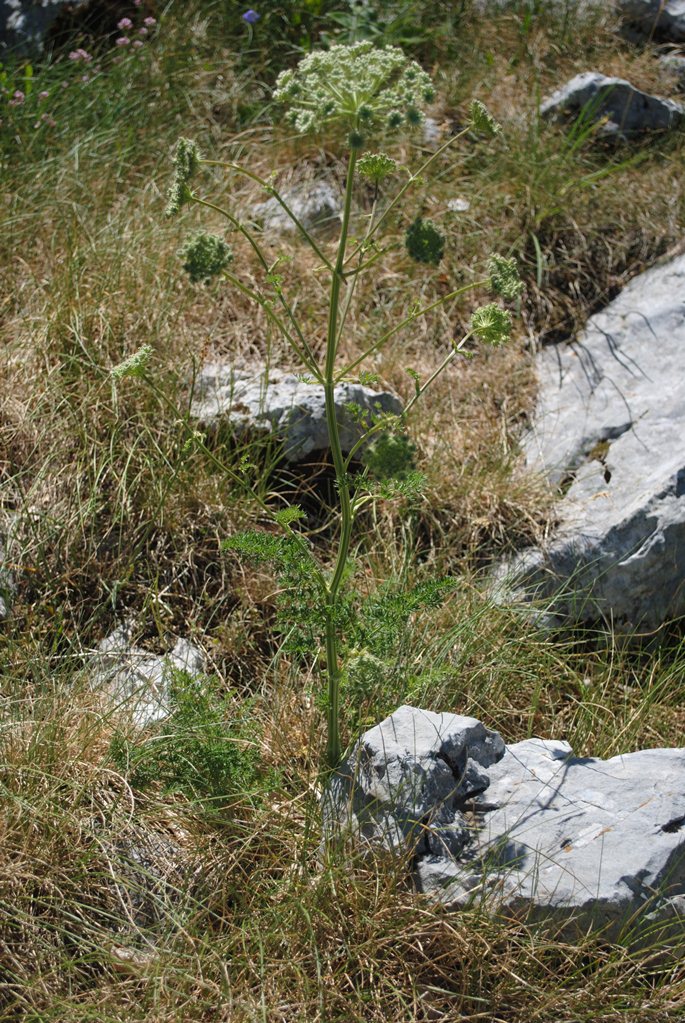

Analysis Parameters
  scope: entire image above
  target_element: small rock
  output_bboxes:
[620,0,685,41]
[659,52,685,91]
[97,817,197,937]
[446,197,470,213]
[252,180,341,236]
[91,622,204,728]
[540,71,685,137]
[422,116,443,147]
[325,705,506,859]
[190,364,403,463]
[498,251,685,633]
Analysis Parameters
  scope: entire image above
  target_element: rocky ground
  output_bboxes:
[1,1,685,1020]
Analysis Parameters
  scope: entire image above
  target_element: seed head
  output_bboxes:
[273,42,434,146]
[405,217,445,266]
[357,151,397,184]
[179,233,233,283]
[165,137,201,217]
[488,254,523,300]
[112,344,153,379]
[470,303,511,346]
[470,99,501,138]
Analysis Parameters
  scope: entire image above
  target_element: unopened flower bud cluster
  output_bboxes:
[273,41,435,147]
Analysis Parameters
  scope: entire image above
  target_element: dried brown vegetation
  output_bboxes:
[1,1,685,1019]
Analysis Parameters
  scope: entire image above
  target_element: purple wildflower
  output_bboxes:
[115,36,130,46]
[117,17,133,29]
[143,16,156,25]
[138,26,148,35]
[242,9,260,23]
[38,90,49,100]
[9,90,25,106]
[132,39,143,48]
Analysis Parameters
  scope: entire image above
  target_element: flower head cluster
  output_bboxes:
[470,303,511,346]
[165,137,201,217]
[357,151,397,184]
[242,9,260,23]
[488,254,523,300]
[405,217,445,266]
[470,99,501,138]
[273,42,435,148]
[112,344,153,379]
[179,233,233,283]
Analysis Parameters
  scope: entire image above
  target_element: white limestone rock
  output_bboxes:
[335,707,685,945]
[620,0,685,41]
[190,364,403,463]
[540,72,685,137]
[252,181,341,236]
[499,252,685,632]
[325,705,506,859]
[659,52,685,91]
[1,0,88,56]
[417,736,685,944]
[91,622,204,728]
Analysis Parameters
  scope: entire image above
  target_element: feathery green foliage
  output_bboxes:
[405,216,446,265]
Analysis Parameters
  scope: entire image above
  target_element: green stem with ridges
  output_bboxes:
[323,148,358,770]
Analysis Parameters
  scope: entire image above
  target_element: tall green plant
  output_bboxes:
[159,41,520,770]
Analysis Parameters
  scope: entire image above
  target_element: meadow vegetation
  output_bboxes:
[1,1,685,1019]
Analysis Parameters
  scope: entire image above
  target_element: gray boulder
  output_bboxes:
[1,0,88,57]
[500,251,685,632]
[91,622,204,728]
[190,364,403,463]
[252,181,341,236]
[326,705,506,859]
[332,706,685,945]
[540,71,685,136]
[620,0,685,40]
[417,733,685,944]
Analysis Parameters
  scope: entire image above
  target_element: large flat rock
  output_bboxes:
[330,707,685,945]
[500,252,685,632]
[541,72,685,137]
[417,735,685,942]
[190,365,402,463]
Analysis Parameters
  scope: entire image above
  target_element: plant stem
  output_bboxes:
[200,160,335,272]
[323,149,357,770]
[342,332,473,469]
[191,195,319,373]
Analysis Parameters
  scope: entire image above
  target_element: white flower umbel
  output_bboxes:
[273,41,435,148]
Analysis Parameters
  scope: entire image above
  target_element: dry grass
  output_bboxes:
[1,0,685,1018]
